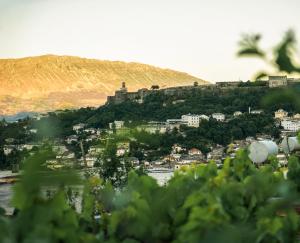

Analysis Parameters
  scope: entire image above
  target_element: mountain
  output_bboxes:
[0,112,38,123]
[0,55,208,115]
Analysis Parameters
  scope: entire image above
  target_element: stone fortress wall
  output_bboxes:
[107,76,300,105]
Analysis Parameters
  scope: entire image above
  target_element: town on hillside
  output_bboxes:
[1,75,300,185]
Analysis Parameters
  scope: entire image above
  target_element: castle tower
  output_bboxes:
[120,81,127,92]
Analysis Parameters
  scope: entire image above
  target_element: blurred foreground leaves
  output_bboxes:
[238,30,300,79]
[1,149,300,242]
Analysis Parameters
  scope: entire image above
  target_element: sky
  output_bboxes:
[0,0,299,82]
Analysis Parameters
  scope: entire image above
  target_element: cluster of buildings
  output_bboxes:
[136,109,264,133]
[274,109,300,132]
[146,136,261,173]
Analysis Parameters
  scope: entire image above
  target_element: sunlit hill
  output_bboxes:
[0,55,208,115]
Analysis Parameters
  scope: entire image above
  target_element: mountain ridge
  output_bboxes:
[0,55,208,115]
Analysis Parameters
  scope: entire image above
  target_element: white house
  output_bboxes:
[181,114,200,127]
[233,111,242,117]
[85,156,97,167]
[3,146,14,155]
[250,109,263,114]
[83,128,97,134]
[281,119,300,132]
[116,142,130,157]
[29,129,38,134]
[274,109,288,119]
[212,113,225,122]
[109,120,125,130]
[73,123,86,132]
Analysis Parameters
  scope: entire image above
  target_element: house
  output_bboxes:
[181,114,208,127]
[207,146,225,162]
[166,119,187,130]
[34,113,49,121]
[83,128,98,134]
[293,114,300,120]
[66,135,78,144]
[276,154,288,166]
[179,154,204,164]
[22,144,39,150]
[85,156,98,167]
[62,152,75,159]
[170,153,182,161]
[172,99,185,105]
[188,148,202,156]
[116,142,130,157]
[109,120,125,130]
[181,114,201,127]
[250,109,263,114]
[268,76,288,88]
[52,145,68,154]
[233,111,242,117]
[137,122,167,134]
[174,162,195,170]
[172,144,184,154]
[88,146,104,155]
[274,109,288,119]
[128,157,140,165]
[281,119,300,132]
[85,134,99,142]
[29,129,38,134]
[3,146,14,155]
[212,113,225,122]
[5,138,15,144]
[73,123,86,133]
[46,160,64,170]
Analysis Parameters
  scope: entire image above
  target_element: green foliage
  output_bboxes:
[0,146,87,242]
[98,152,300,242]
[1,148,300,242]
[99,140,132,187]
[287,156,300,191]
[274,30,300,73]
[238,33,265,58]
[238,29,300,78]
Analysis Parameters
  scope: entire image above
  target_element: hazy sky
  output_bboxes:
[0,0,299,82]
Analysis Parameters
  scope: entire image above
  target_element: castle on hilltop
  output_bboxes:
[106,76,300,105]
[106,81,214,104]
[268,75,300,87]
[106,82,149,104]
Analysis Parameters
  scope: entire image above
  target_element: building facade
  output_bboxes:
[268,76,288,88]
[181,114,201,127]
[281,119,300,132]
[274,109,288,119]
[211,113,225,122]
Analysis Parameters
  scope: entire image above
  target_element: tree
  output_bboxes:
[0,146,7,169]
[151,85,160,90]
[99,140,131,187]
